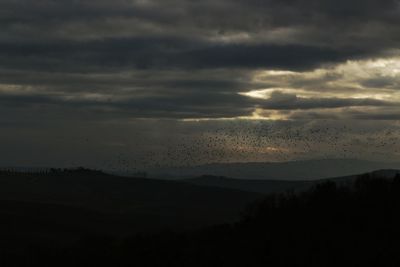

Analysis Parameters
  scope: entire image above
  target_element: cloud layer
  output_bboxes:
[1,0,400,166]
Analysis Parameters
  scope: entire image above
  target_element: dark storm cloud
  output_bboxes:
[0,0,399,71]
[1,0,400,121]
[0,88,394,122]
[178,44,367,70]
[0,89,255,119]
[0,38,368,73]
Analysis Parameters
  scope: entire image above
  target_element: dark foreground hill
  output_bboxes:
[0,169,261,242]
[5,170,398,267]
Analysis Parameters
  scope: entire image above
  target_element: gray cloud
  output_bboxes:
[0,0,398,72]
[1,0,400,167]
[258,91,396,110]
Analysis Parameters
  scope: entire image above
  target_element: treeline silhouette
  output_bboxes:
[0,167,148,179]
[0,167,101,176]
[2,173,400,267]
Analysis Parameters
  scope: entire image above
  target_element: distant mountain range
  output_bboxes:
[150,159,400,180]
[184,169,400,194]
[184,175,313,194]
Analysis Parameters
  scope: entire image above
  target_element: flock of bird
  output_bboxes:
[96,120,400,173]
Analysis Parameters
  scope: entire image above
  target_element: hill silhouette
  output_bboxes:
[150,159,400,180]
[0,168,261,241]
[2,169,400,266]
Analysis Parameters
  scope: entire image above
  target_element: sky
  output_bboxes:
[1,0,400,170]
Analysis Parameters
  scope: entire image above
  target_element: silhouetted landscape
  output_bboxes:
[0,168,399,266]
[0,168,261,239]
